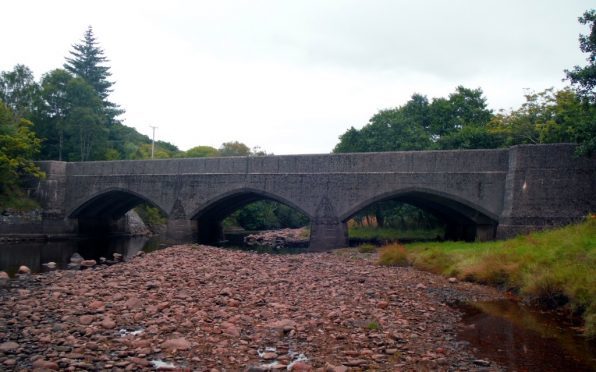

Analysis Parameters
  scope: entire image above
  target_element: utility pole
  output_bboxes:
[149,125,158,159]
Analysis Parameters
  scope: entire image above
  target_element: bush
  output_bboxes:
[378,243,409,266]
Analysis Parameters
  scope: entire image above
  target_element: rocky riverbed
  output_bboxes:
[0,245,504,371]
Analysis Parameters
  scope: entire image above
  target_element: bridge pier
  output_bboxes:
[309,221,349,251]
[309,197,349,250]
[165,218,195,244]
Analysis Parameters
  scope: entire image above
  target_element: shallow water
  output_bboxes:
[0,235,163,275]
[456,300,596,371]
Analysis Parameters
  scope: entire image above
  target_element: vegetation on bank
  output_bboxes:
[377,218,596,337]
[349,226,444,242]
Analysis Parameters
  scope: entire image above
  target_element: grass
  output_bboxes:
[387,217,596,337]
[378,243,409,266]
[349,226,444,241]
[358,243,376,253]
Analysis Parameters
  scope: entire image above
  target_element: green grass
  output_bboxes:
[358,243,376,253]
[398,218,596,337]
[349,226,444,241]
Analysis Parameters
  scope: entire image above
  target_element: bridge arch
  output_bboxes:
[190,188,312,246]
[341,187,498,241]
[68,188,168,236]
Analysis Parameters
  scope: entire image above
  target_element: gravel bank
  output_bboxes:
[0,245,504,371]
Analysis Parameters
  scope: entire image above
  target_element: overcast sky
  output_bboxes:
[1,1,593,154]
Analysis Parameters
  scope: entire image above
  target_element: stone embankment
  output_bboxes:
[0,245,503,371]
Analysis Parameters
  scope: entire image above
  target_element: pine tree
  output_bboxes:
[64,26,123,123]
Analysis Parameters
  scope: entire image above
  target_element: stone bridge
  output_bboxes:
[21,144,596,250]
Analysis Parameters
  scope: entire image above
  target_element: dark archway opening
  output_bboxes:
[69,190,167,237]
[192,192,310,248]
[343,191,498,243]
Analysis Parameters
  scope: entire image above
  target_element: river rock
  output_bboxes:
[101,317,116,329]
[0,271,9,287]
[70,252,84,264]
[17,265,31,274]
[162,337,191,351]
[81,259,97,268]
[32,359,59,370]
[0,341,19,352]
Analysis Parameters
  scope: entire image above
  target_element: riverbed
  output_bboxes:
[0,240,594,370]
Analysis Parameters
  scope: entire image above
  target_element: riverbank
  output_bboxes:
[0,244,504,371]
[400,217,596,337]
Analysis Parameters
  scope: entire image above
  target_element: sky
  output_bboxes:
[1,1,593,154]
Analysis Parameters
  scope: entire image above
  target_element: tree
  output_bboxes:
[564,9,596,155]
[430,86,495,149]
[219,141,251,156]
[0,64,40,119]
[184,145,218,158]
[565,9,596,102]
[64,26,123,123]
[488,88,596,154]
[34,69,108,161]
[0,101,43,198]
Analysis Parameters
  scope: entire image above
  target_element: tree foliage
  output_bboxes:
[0,65,40,119]
[334,86,496,153]
[64,26,123,123]
[219,141,251,156]
[565,9,596,103]
[0,101,43,197]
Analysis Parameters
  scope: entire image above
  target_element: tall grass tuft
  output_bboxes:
[378,243,409,266]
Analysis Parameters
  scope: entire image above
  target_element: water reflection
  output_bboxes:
[457,300,596,371]
[0,236,163,276]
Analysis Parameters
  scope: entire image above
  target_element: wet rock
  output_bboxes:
[81,259,97,268]
[70,252,84,264]
[43,262,57,269]
[473,359,491,367]
[18,265,31,274]
[0,271,8,287]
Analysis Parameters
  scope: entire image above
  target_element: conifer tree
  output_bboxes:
[64,26,123,123]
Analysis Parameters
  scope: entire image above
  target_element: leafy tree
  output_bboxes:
[564,9,596,155]
[34,69,107,161]
[219,141,251,156]
[184,145,218,158]
[64,26,123,123]
[0,101,43,198]
[488,88,596,153]
[0,64,40,119]
[431,86,495,149]
[565,9,596,102]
